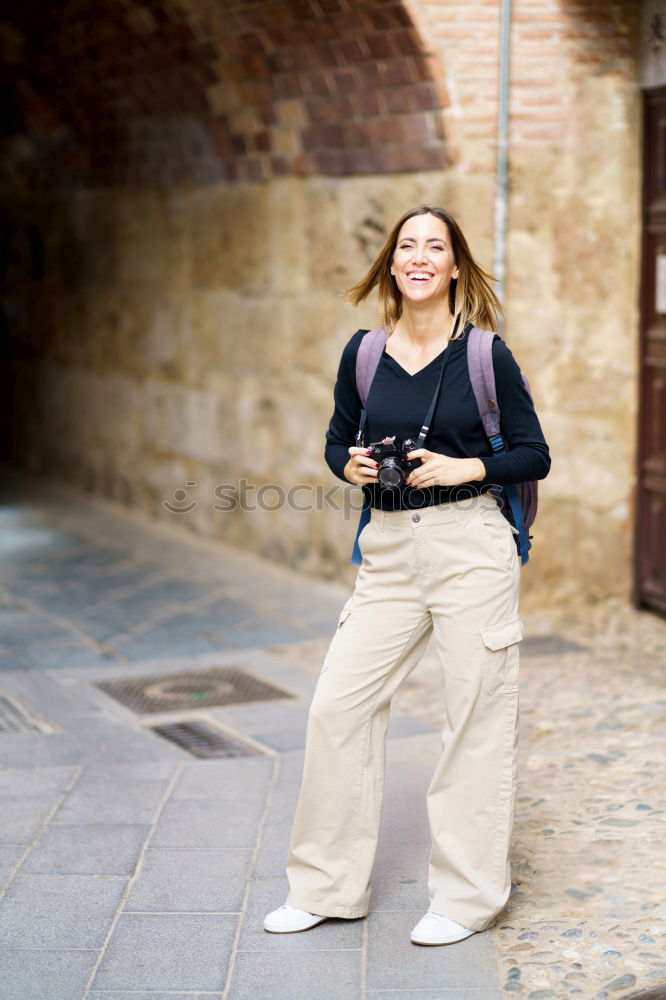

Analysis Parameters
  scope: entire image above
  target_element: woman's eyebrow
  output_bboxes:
[398,236,447,243]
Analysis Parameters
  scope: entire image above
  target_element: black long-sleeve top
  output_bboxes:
[324,322,551,511]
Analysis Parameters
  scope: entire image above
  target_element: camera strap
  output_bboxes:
[414,312,460,449]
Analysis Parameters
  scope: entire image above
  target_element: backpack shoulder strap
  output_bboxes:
[468,327,534,566]
[356,327,387,407]
[350,328,387,564]
[467,326,501,440]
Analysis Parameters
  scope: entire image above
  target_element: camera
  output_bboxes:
[367,436,421,488]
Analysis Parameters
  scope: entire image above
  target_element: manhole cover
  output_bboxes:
[522,635,587,656]
[0,694,48,734]
[96,666,294,714]
[150,721,265,759]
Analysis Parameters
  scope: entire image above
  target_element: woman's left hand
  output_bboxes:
[404,449,486,488]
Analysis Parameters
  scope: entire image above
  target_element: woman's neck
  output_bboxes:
[390,304,456,346]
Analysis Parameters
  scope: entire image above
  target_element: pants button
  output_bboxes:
[411,513,420,523]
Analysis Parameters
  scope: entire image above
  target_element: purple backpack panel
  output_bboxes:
[467,326,538,530]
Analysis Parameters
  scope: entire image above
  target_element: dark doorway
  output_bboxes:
[635,86,666,615]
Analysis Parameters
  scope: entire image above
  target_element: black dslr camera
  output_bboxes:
[367,436,421,489]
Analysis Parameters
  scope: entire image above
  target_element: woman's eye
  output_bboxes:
[398,243,444,251]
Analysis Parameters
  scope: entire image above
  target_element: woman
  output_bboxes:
[264,205,551,945]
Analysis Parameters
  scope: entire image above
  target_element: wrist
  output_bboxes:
[471,458,486,482]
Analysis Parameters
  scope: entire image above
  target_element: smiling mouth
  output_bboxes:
[408,273,434,282]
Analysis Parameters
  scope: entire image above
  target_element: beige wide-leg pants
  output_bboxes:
[285,491,523,932]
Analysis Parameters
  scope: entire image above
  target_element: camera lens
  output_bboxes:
[378,458,403,488]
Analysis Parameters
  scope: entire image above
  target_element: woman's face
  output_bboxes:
[390,213,459,307]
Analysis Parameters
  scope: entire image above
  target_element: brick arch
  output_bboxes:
[0,0,452,194]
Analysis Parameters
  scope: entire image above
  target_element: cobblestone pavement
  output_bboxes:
[1,466,665,1000]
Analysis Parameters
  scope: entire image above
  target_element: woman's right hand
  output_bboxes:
[344,446,379,485]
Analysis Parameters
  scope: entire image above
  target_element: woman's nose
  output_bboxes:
[410,247,428,264]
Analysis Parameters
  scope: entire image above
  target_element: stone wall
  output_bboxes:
[4,171,490,576]
[0,0,643,611]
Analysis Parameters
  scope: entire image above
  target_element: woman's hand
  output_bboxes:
[404,449,486,488]
[344,446,379,485]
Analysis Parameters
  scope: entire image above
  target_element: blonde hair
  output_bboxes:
[347,205,503,336]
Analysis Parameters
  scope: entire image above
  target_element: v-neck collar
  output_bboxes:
[382,323,469,380]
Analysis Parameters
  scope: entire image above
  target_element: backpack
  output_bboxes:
[351,325,538,566]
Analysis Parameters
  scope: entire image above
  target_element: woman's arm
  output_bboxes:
[478,337,551,486]
[324,330,365,483]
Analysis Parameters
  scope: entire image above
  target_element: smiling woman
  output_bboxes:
[264,204,551,948]
[347,205,503,342]
[385,216,461,375]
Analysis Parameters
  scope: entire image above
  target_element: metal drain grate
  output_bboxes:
[0,694,45,734]
[150,721,265,759]
[96,665,294,714]
[522,635,588,656]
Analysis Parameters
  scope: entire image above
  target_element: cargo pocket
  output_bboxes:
[480,615,523,696]
[320,598,353,674]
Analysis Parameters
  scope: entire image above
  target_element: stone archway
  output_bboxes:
[0,0,452,194]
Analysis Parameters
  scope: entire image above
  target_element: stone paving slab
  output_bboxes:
[0,949,97,1000]
[91,913,237,992]
[8,566,169,618]
[0,765,79,796]
[90,995,224,1000]
[0,845,25,884]
[0,792,74,844]
[227,949,362,1000]
[0,733,88,769]
[0,874,128,949]
[252,824,292,878]
[169,757,275,801]
[21,823,152,876]
[0,637,116,673]
[124,847,253,913]
[150,797,268,850]
[51,767,179,825]
[0,670,110,719]
[67,577,224,642]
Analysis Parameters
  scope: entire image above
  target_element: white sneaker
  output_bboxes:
[263,903,329,933]
[410,911,477,945]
